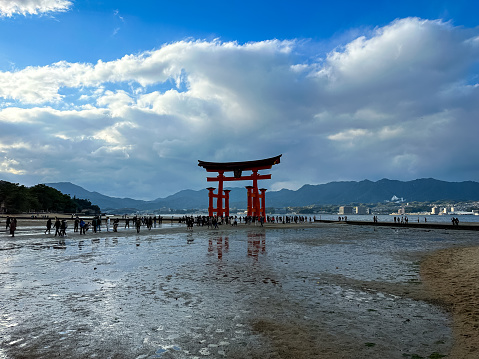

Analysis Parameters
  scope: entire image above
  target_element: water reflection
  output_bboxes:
[207,232,267,261]
[247,232,266,260]
[208,236,229,260]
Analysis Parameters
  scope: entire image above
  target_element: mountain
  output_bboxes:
[267,178,479,206]
[44,182,149,210]
[45,178,479,212]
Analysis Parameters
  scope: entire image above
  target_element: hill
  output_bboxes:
[45,178,479,212]
[0,181,99,214]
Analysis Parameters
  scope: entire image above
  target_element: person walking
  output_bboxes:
[60,219,67,236]
[79,219,85,234]
[45,218,52,234]
[74,217,79,232]
[54,217,61,237]
[136,218,141,233]
[106,217,110,232]
[9,217,16,237]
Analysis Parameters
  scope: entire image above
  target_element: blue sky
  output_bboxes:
[1,0,479,200]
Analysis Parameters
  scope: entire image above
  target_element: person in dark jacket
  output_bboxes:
[45,218,52,234]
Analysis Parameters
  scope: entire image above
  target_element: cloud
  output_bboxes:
[1,18,479,199]
[0,0,72,17]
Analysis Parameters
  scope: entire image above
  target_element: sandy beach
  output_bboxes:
[0,217,478,358]
[421,246,479,359]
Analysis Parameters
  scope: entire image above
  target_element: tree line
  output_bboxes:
[0,181,100,214]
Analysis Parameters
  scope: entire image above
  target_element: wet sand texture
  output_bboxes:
[422,246,479,359]
[1,221,478,358]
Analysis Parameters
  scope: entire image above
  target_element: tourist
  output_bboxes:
[54,217,61,236]
[9,217,16,237]
[106,217,110,232]
[79,218,85,234]
[136,218,141,233]
[45,218,52,234]
[60,219,67,236]
[96,216,102,232]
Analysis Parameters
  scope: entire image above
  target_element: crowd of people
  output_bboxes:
[64,215,166,235]
[178,214,314,228]
[2,214,316,237]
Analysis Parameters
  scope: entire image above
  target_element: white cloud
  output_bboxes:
[0,0,72,17]
[0,157,25,174]
[1,18,479,199]
[328,128,370,142]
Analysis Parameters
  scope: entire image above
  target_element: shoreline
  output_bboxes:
[316,219,479,231]
[3,214,479,233]
[0,216,322,238]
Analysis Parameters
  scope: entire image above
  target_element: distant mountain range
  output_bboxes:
[45,178,479,212]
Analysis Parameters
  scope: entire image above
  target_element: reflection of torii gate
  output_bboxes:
[198,155,281,218]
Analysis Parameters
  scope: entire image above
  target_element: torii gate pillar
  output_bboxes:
[223,190,231,218]
[207,187,216,217]
[260,188,267,219]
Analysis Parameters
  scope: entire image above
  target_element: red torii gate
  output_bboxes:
[198,155,282,218]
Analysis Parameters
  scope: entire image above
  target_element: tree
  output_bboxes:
[0,181,101,214]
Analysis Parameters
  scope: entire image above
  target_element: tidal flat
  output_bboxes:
[1,222,477,358]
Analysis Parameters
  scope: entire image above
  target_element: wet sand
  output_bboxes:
[0,219,478,358]
[421,246,479,359]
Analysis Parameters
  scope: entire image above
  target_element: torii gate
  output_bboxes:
[198,155,281,218]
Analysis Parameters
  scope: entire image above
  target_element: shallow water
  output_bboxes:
[1,225,477,358]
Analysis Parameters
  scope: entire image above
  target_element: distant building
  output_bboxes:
[431,206,439,215]
[355,206,370,215]
[339,206,353,215]
[398,207,406,215]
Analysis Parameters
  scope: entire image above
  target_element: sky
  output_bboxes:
[0,0,479,200]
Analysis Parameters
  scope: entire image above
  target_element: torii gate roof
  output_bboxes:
[198,154,281,172]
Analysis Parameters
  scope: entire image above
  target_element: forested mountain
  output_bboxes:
[266,179,479,207]
[45,178,479,211]
[0,181,100,214]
